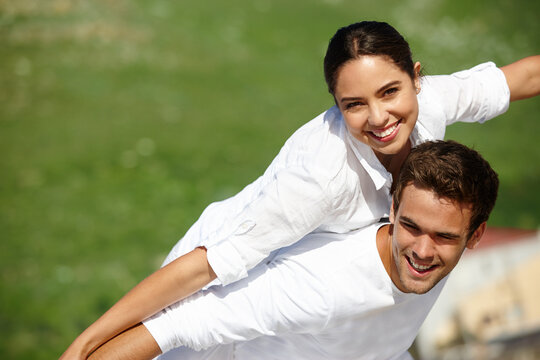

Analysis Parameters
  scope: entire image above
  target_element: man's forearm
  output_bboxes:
[88,323,162,360]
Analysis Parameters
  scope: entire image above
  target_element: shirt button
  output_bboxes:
[235,220,256,235]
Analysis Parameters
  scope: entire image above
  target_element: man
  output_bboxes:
[89,140,498,360]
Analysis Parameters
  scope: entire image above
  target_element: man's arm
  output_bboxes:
[501,55,540,101]
[60,247,216,359]
[67,234,335,359]
[88,323,161,360]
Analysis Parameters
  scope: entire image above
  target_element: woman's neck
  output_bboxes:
[375,140,412,185]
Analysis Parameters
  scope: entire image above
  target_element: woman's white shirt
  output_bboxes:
[163,62,509,286]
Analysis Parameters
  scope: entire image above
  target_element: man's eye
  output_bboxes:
[402,222,418,231]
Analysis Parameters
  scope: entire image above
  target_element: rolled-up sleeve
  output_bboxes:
[432,62,510,125]
[206,164,337,285]
[143,259,332,353]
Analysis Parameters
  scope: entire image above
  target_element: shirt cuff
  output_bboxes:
[206,240,249,286]
[474,62,510,123]
[143,309,180,354]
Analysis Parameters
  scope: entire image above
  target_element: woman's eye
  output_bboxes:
[384,87,398,96]
[345,101,364,109]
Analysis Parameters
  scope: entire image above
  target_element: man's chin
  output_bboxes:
[398,276,437,294]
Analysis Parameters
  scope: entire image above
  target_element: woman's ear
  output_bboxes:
[466,222,486,250]
[414,62,422,93]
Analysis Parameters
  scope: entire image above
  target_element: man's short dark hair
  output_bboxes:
[392,140,499,239]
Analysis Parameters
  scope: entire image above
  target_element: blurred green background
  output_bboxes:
[1,0,538,358]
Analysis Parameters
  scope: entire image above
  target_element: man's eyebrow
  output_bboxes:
[399,216,418,226]
[400,216,460,239]
[401,216,461,240]
[435,231,461,239]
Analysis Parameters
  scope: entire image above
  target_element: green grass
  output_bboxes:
[1,0,539,358]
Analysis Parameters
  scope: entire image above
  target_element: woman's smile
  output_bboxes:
[367,120,402,142]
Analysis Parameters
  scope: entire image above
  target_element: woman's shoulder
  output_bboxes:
[289,106,345,142]
[419,62,503,94]
[284,106,349,164]
[417,61,509,129]
[267,107,352,196]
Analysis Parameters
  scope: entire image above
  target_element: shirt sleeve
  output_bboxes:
[206,163,339,285]
[429,62,510,126]
[143,259,332,353]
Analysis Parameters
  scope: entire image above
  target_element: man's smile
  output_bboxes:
[406,255,438,275]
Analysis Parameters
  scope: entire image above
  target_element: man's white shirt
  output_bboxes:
[145,224,447,360]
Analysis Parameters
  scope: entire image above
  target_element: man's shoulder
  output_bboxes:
[272,224,383,276]
[270,224,395,321]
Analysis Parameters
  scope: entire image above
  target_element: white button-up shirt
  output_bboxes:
[162,62,509,286]
[146,224,447,360]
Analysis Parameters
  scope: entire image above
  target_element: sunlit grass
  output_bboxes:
[0,0,538,358]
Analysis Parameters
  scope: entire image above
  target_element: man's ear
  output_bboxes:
[466,222,486,250]
[389,200,396,224]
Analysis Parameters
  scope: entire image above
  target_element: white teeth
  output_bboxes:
[409,258,433,271]
[372,122,398,138]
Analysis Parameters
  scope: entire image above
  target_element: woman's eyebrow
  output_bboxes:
[376,80,401,94]
[339,80,402,103]
[339,95,364,103]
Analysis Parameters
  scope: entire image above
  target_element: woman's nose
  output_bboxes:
[367,103,389,127]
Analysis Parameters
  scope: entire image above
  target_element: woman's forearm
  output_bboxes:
[59,247,216,359]
[501,55,540,101]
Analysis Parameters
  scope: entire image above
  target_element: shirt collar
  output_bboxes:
[345,130,392,191]
[336,108,431,190]
[409,116,431,147]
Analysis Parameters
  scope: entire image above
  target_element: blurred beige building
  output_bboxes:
[455,252,540,343]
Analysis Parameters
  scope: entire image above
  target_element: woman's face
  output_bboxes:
[334,55,421,158]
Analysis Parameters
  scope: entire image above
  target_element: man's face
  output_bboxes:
[389,184,484,294]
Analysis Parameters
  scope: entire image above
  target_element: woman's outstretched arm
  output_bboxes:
[501,55,540,101]
[59,246,216,359]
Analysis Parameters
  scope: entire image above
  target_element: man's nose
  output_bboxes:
[412,235,435,261]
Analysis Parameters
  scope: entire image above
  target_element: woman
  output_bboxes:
[60,21,540,359]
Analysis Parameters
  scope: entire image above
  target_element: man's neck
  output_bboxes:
[376,224,394,284]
